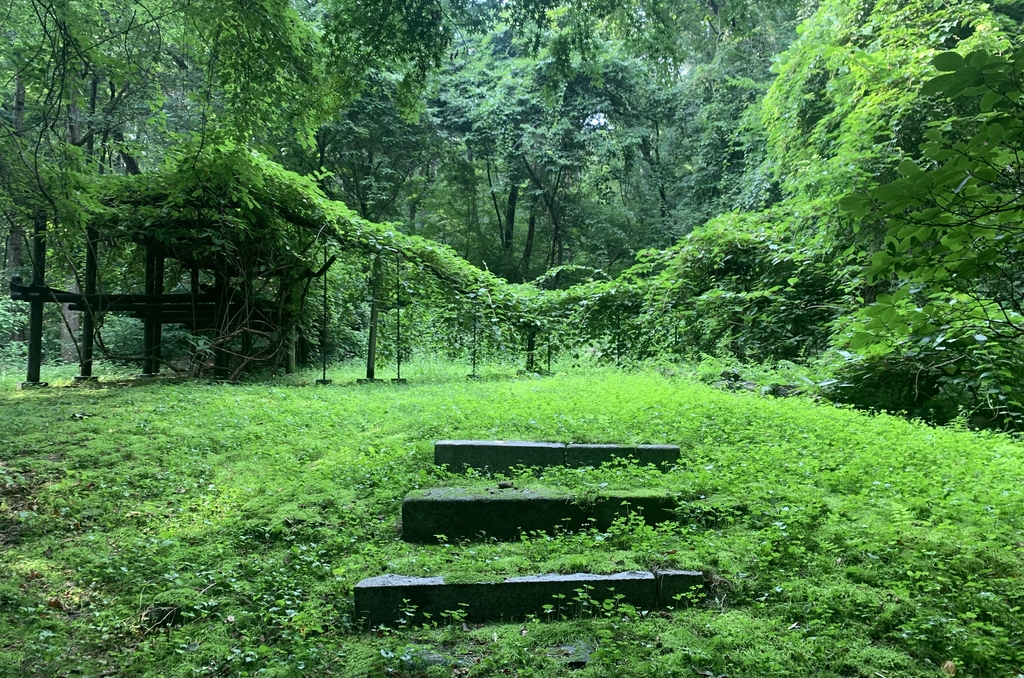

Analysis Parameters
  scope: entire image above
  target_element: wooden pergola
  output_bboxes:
[6,146,529,387]
[9,226,303,386]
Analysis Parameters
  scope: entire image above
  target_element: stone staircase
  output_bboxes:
[353,440,705,627]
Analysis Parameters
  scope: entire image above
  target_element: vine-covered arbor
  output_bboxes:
[7,145,538,385]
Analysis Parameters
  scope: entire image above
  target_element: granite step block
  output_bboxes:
[401,487,679,542]
[565,444,680,470]
[656,570,706,606]
[354,569,703,626]
[434,440,566,474]
[434,440,682,474]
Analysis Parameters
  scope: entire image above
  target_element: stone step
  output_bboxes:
[566,443,680,470]
[434,440,680,474]
[354,569,704,627]
[401,486,678,542]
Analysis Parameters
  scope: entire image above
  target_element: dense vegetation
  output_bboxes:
[4,0,1024,424]
[3,365,1024,676]
[6,0,1024,426]
[4,0,1024,675]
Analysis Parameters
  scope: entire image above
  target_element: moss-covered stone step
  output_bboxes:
[401,486,678,542]
[434,440,680,474]
[565,443,679,470]
[353,569,704,626]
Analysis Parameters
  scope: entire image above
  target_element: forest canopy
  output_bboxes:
[3,0,1024,425]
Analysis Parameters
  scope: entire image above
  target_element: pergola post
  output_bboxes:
[23,213,47,388]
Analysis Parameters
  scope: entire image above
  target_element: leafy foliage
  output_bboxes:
[839,46,1024,425]
[3,368,1024,675]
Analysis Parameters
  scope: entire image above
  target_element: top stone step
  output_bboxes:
[434,440,680,474]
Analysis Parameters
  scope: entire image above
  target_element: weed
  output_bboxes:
[1,362,1023,675]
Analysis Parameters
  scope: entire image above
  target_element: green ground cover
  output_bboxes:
[2,363,1023,677]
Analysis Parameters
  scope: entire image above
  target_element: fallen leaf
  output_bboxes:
[520,626,528,636]
[788,622,800,630]
[226,615,235,623]
[47,598,65,611]
[462,622,470,632]
[941,661,956,676]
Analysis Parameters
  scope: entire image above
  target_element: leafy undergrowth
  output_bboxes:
[1,362,1023,677]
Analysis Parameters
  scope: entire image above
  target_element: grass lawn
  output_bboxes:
[1,361,1023,677]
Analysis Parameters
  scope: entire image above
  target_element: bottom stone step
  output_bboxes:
[353,570,703,627]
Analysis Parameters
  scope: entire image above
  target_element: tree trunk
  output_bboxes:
[523,157,565,273]
[521,211,536,281]
[503,183,518,253]
[12,76,25,130]
[485,158,504,246]
[86,75,99,159]
[6,77,27,340]
[113,130,141,175]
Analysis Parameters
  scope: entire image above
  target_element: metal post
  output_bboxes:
[361,256,381,383]
[286,325,296,374]
[23,214,47,387]
[76,226,98,381]
[469,316,478,379]
[317,247,331,385]
[525,330,536,373]
[140,247,156,377]
[616,309,623,366]
[393,252,404,383]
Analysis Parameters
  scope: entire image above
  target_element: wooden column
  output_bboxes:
[154,254,164,368]
[24,214,47,386]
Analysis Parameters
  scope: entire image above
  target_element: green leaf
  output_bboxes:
[980,90,1002,112]
[921,73,955,95]
[932,52,964,72]
[896,160,920,176]
[849,332,872,349]
[838,194,870,212]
